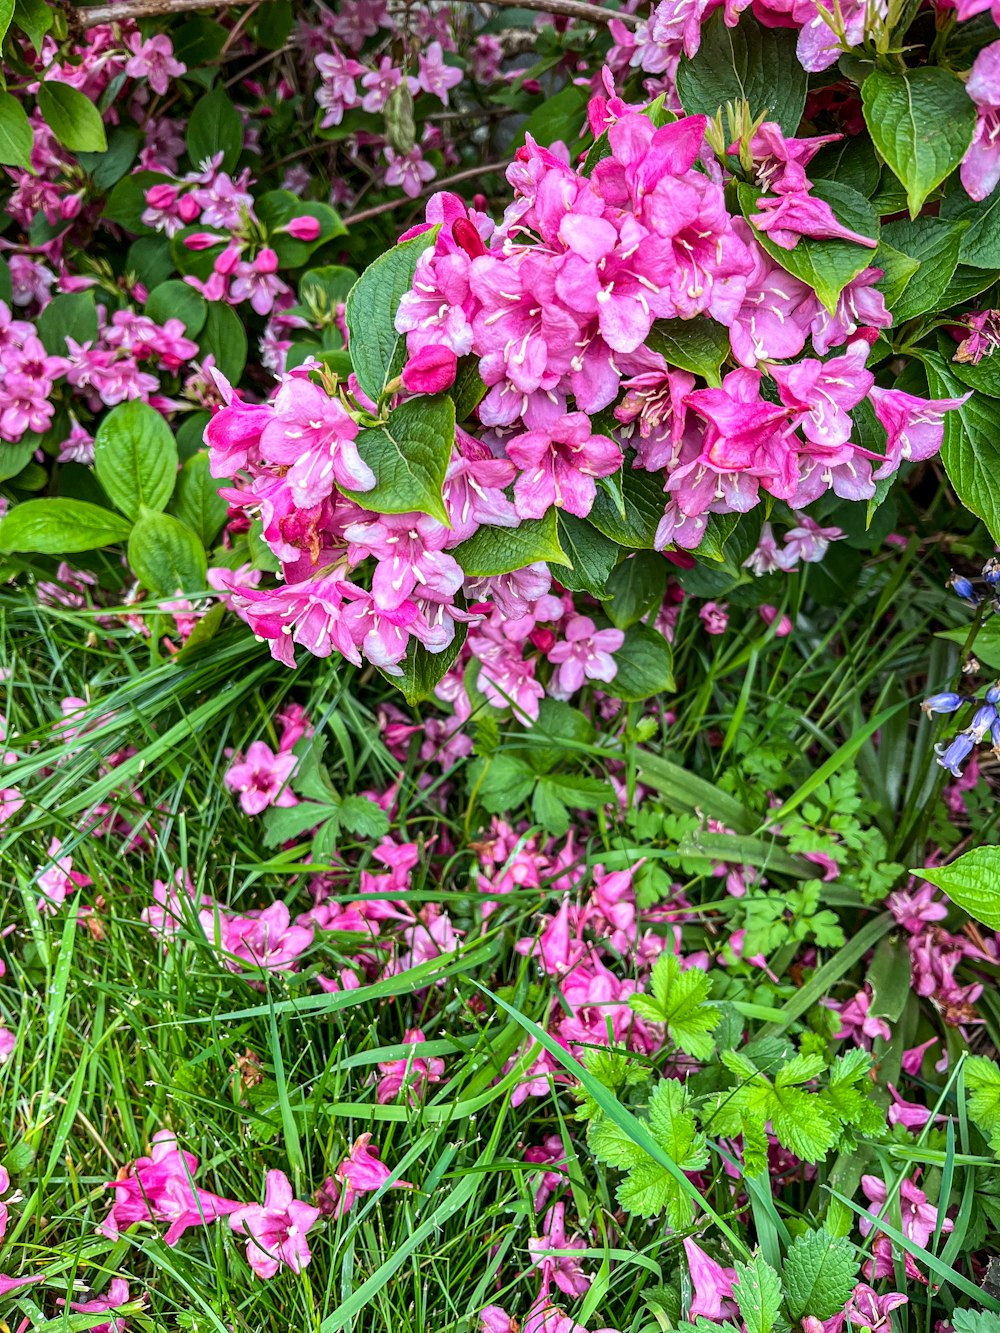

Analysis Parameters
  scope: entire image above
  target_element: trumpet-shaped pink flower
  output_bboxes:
[327,1133,412,1217]
[750,190,877,251]
[507,413,621,521]
[684,1237,738,1321]
[230,1170,322,1279]
[224,741,298,816]
[220,901,314,972]
[124,32,186,95]
[869,386,968,479]
[547,616,624,697]
[860,1173,953,1248]
[260,378,375,504]
[59,1278,134,1333]
[376,1027,446,1104]
[99,1130,241,1246]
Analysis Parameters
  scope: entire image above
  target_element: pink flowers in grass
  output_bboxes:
[231,1170,322,1279]
[225,741,298,816]
[321,1133,412,1217]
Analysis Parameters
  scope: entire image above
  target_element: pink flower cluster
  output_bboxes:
[397,102,962,552]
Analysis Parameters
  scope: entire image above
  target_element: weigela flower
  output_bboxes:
[230,1170,322,1279]
[507,413,621,520]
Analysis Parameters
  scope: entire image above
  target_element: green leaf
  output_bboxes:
[733,1253,782,1333]
[255,191,346,266]
[515,83,589,148]
[104,171,169,234]
[0,499,132,554]
[878,218,968,322]
[128,510,207,595]
[186,88,243,173]
[200,300,247,383]
[941,187,1000,269]
[0,439,37,483]
[337,794,391,839]
[454,511,568,576]
[912,847,1000,930]
[346,395,454,525]
[605,552,669,628]
[921,349,1000,542]
[963,1056,1000,1154]
[676,12,806,135]
[450,356,487,422]
[346,228,439,403]
[811,136,881,199]
[36,291,99,356]
[170,452,228,548]
[0,91,33,169]
[610,622,674,701]
[94,400,178,521]
[37,80,107,152]
[552,514,620,597]
[647,317,730,387]
[13,0,52,50]
[77,125,140,190]
[871,240,920,314]
[953,1312,1000,1333]
[383,621,467,705]
[471,752,537,814]
[862,68,976,219]
[588,465,667,549]
[738,180,879,313]
[631,952,719,1060]
[146,281,208,338]
[783,1229,859,1320]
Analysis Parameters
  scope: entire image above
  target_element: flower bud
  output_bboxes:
[401,344,457,396]
[177,194,201,223]
[213,243,243,275]
[283,215,321,241]
[145,183,178,209]
[184,232,225,251]
[452,217,486,259]
[254,247,279,274]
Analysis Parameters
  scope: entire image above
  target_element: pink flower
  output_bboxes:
[528,1203,590,1298]
[36,836,91,913]
[759,604,793,635]
[699,602,728,635]
[230,1170,322,1279]
[507,413,622,521]
[384,146,437,199]
[59,1278,134,1333]
[417,42,463,105]
[860,1173,953,1249]
[260,377,375,502]
[402,344,457,395]
[124,33,186,95]
[962,43,1000,201]
[845,1283,908,1333]
[548,616,624,698]
[869,386,968,479]
[220,902,314,972]
[376,1027,446,1104]
[750,189,877,250]
[327,1133,411,1217]
[99,1130,241,1246]
[225,741,298,816]
[830,986,891,1045]
[205,371,271,477]
[481,1308,518,1333]
[684,1237,738,1321]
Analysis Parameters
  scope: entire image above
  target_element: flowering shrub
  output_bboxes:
[4,0,1000,1330]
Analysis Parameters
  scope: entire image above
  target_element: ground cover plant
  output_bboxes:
[5,0,1000,1330]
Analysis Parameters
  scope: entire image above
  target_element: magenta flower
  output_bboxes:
[224,741,298,816]
[123,33,187,95]
[315,46,365,128]
[260,377,375,503]
[751,190,877,250]
[729,224,814,367]
[99,1130,241,1246]
[860,1172,953,1248]
[548,616,624,698]
[845,1283,908,1333]
[507,413,621,521]
[402,344,457,395]
[772,339,873,451]
[830,986,891,1045]
[684,1237,738,1321]
[220,901,314,972]
[376,1027,446,1104]
[528,1202,590,1298]
[205,370,271,477]
[962,42,1000,201]
[809,267,891,355]
[36,836,91,913]
[230,1170,322,1279]
[699,602,729,635]
[481,1308,518,1333]
[869,386,968,479]
[328,1133,411,1217]
[384,146,437,199]
[417,41,463,105]
[59,1278,134,1333]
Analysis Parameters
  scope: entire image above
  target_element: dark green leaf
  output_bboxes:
[941,187,1000,269]
[0,499,132,554]
[922,349,1000,541]
[36,292,99,356]
[862,68,976,218]
[677,13,807,134]
[200,300,247,383]
[38,80,108,153]
[647,317,730,387]
[610,622,674,700]
[170,452,228,547]
[94,400,178,521]
[588,465,666,549]
[146,281,208,338]
[454,511,568,576]
[878,218,968,322]
[0,91,33,169]
[383,621,467,705]
[515,83,589,147]
[345,228,439,403]
[128,509,207,595]
[345,395,454,525]
[186,87,243,173]
[552,514,620,597]
[605,552,669,628]
[76,125,140,190]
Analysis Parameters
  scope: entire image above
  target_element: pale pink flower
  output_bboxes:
[224,741,298,816]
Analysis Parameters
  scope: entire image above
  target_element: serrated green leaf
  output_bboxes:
[783,1229,859,1321]
[346,395,454,525]
[733,1253,782,1333]
[346,228,439,403]
[454,511,568,576]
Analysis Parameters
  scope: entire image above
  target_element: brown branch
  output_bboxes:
[344,161,510,227]
[77,0,639,30]
[76,0,254,26]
